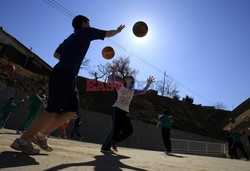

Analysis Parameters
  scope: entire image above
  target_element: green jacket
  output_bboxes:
[29,94,46,112]
[158,114,171,128]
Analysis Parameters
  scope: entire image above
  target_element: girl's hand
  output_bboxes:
[147,75,155,84]
[19,98,25,103]
[111,65,118,73]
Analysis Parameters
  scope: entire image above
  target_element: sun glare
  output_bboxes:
[131,30,151,44]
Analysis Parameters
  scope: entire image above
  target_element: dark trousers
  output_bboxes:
[227,139,233,156]
[0,112,12,128]
[231,142,249,160]
[102,107,133,150]
[71,127,81,138]
[161,127,171,153]
[18,110,39,131]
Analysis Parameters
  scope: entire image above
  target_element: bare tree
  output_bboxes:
[158,76,179,98]
[89,56,138,81]
[214,102,227,110]
[89,64,108,82]
[80,58,91,70]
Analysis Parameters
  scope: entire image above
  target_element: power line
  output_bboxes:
[49,0,76,17]
[42,0,215,105]
[42,0,73,19]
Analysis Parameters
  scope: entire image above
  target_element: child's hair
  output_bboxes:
[9,97,14,102]
[163,107,168,114]
[72,15,90,30]
[123,76,135,88]
[38,87,46,94]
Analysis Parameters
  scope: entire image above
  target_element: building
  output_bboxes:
[218,98,250,156]
[0,27,52,75]
[220,98,250,131]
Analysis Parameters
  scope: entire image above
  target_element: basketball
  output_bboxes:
[169,116,175,122]
[133,21,148,37]
[242,115,249,122]
[229,118,235,124]
[3,64,15,74]
[102,46,115,59]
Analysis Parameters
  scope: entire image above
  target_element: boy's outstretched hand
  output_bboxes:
[117,25,125,33]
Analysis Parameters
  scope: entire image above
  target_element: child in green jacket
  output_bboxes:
[17,88,46,134]
[0,97,24,129]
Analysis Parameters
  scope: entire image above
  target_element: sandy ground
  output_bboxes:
[0,129,249,171]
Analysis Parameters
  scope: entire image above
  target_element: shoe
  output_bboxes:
[101,148,114,153]
[111,144,118,152]
[164,151,172,155]
[31,135,53,152]
[10,138,40,155]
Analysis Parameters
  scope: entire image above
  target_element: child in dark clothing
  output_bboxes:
[225,127,234,158]
[71,114,83,140]
[230,129,249,161]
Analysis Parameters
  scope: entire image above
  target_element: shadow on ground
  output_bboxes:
[45,153,147,171]
[0,151,42,169]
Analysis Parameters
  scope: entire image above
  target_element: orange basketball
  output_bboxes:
[229,118,235,124]
[242,115,249,122]
[102,46,115,59]
[133,21,148,37]
[3,64,15,74]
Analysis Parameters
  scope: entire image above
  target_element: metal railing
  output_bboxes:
[171,138,227,155]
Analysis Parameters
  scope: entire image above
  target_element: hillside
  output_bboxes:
[0,58,230,140]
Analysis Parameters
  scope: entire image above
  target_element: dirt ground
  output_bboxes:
[0,129,249,171]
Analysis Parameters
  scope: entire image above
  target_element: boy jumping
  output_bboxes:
[10,15,125,154]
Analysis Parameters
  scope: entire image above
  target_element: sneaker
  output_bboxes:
[164,151,172,155]
[10,138,40,155]
[31,135,53,152]
[101,148,114,153]
[111,144,118,152]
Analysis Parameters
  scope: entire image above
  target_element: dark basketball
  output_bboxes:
[133,21,148,37]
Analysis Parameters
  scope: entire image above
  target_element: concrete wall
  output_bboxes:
[1,86,241,156]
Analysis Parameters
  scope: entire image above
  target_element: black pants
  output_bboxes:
[227,138,233,156]
[231,142,249,160]
[161,127,171,153]
[102,107,133,150]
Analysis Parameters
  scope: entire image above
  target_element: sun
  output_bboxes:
[131,30,151,44]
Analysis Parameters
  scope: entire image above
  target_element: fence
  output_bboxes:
[171,138,227,156]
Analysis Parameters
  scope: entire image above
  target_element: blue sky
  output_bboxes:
[1,0,250,110]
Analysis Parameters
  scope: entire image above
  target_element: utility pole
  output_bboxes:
[24,47,32,68]
[162,70,166,95]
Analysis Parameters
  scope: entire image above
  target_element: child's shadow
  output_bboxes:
[166,153,187,158]
[45,153,147,171]
[0,151,41,169]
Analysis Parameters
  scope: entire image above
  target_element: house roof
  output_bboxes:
[0,27,52,71]
[217,98,250,130]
